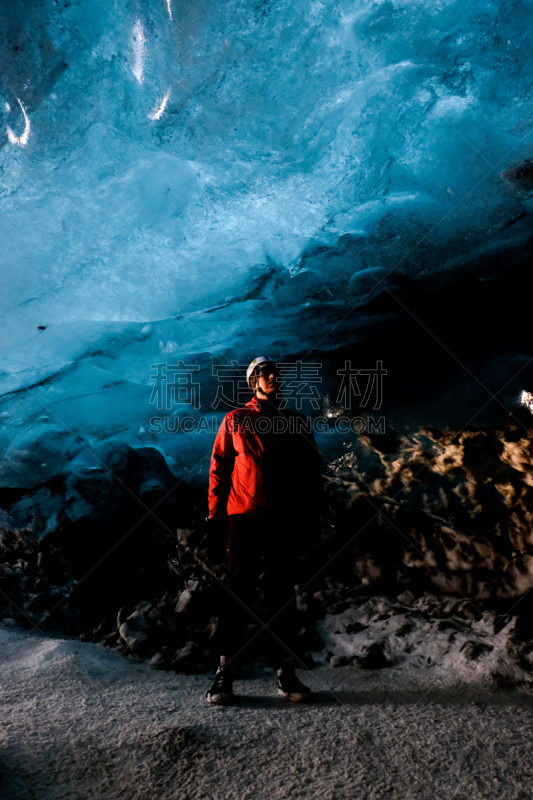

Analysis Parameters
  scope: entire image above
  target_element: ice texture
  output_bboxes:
[1,1,533,495]
[2,0,533,336]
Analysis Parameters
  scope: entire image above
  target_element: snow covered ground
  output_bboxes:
[2,627,533,800]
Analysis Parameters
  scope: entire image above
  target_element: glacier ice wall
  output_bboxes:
[2,0,533,338]
[1,0,533,552]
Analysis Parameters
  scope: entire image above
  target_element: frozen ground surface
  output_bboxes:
[2,629,533,800]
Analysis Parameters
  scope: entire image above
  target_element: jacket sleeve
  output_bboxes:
[208,413,236,518]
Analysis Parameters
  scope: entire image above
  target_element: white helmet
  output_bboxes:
[246,356,275,389]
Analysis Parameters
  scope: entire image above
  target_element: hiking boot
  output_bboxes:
[277,657,311,703]
[206,656,235,705]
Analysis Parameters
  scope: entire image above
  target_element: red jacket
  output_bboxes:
[208,396,322,518]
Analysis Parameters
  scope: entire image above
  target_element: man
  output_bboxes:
[206,356,322,705]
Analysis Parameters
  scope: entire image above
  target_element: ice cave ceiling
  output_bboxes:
[1,0,533,491]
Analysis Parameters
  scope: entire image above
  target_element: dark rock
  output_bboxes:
[126,610,149,630]
[135,601,153,615]
[171,641,200,673]
[345,594,370,606]
[119,621,147,651]
[149,652,168,669]
[117,607,128,626]
[511,614,533,642]
[397,590,415,606]
[490,672,520,689]
[296,595,308,612]
[495,615,513,634]
[354,642,388,670]
[206,618,218,639]
[346,621,368,634]
[436,619,460,632]
[26,593,50,614]
[395,622,415,637]
[461,641,493,661]
[514,646,533,673]
[330,654,349,667]
[175,589,193,614]
[327,603,347,615]
[91,618,109,642]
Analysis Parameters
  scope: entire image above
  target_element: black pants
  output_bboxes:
[216,509,302,670]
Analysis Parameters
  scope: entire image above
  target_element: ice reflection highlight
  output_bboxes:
[132,20,146,84]
[6,99,30,147]
[520,390,533,414]
[148,89,171,121]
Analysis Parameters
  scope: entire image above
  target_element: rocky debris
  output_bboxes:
[318,592,533,689]
[490,672,521,689]
[127,610,149,631]
[206,618,218,640]
[175,590,193,614]
[147,606,161,621]
[322,408,533,600]
[175,580,200,614]
[346,621,368,634]
[3,442,533,686]
[397,590,415,606]
[296,594,309,613]
[5,523,533,688]
[119,615,148,652]
[115,607,157,653]
[117,607,128,626]
[395,622,415,636]
[171,641,200,673]
[149,652,168,670]
[330,654,349,667]
[461,641,494,661]
[354,642,388,670]
[119,623,147,652]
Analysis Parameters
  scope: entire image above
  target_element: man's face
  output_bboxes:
[255,362,279,397]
